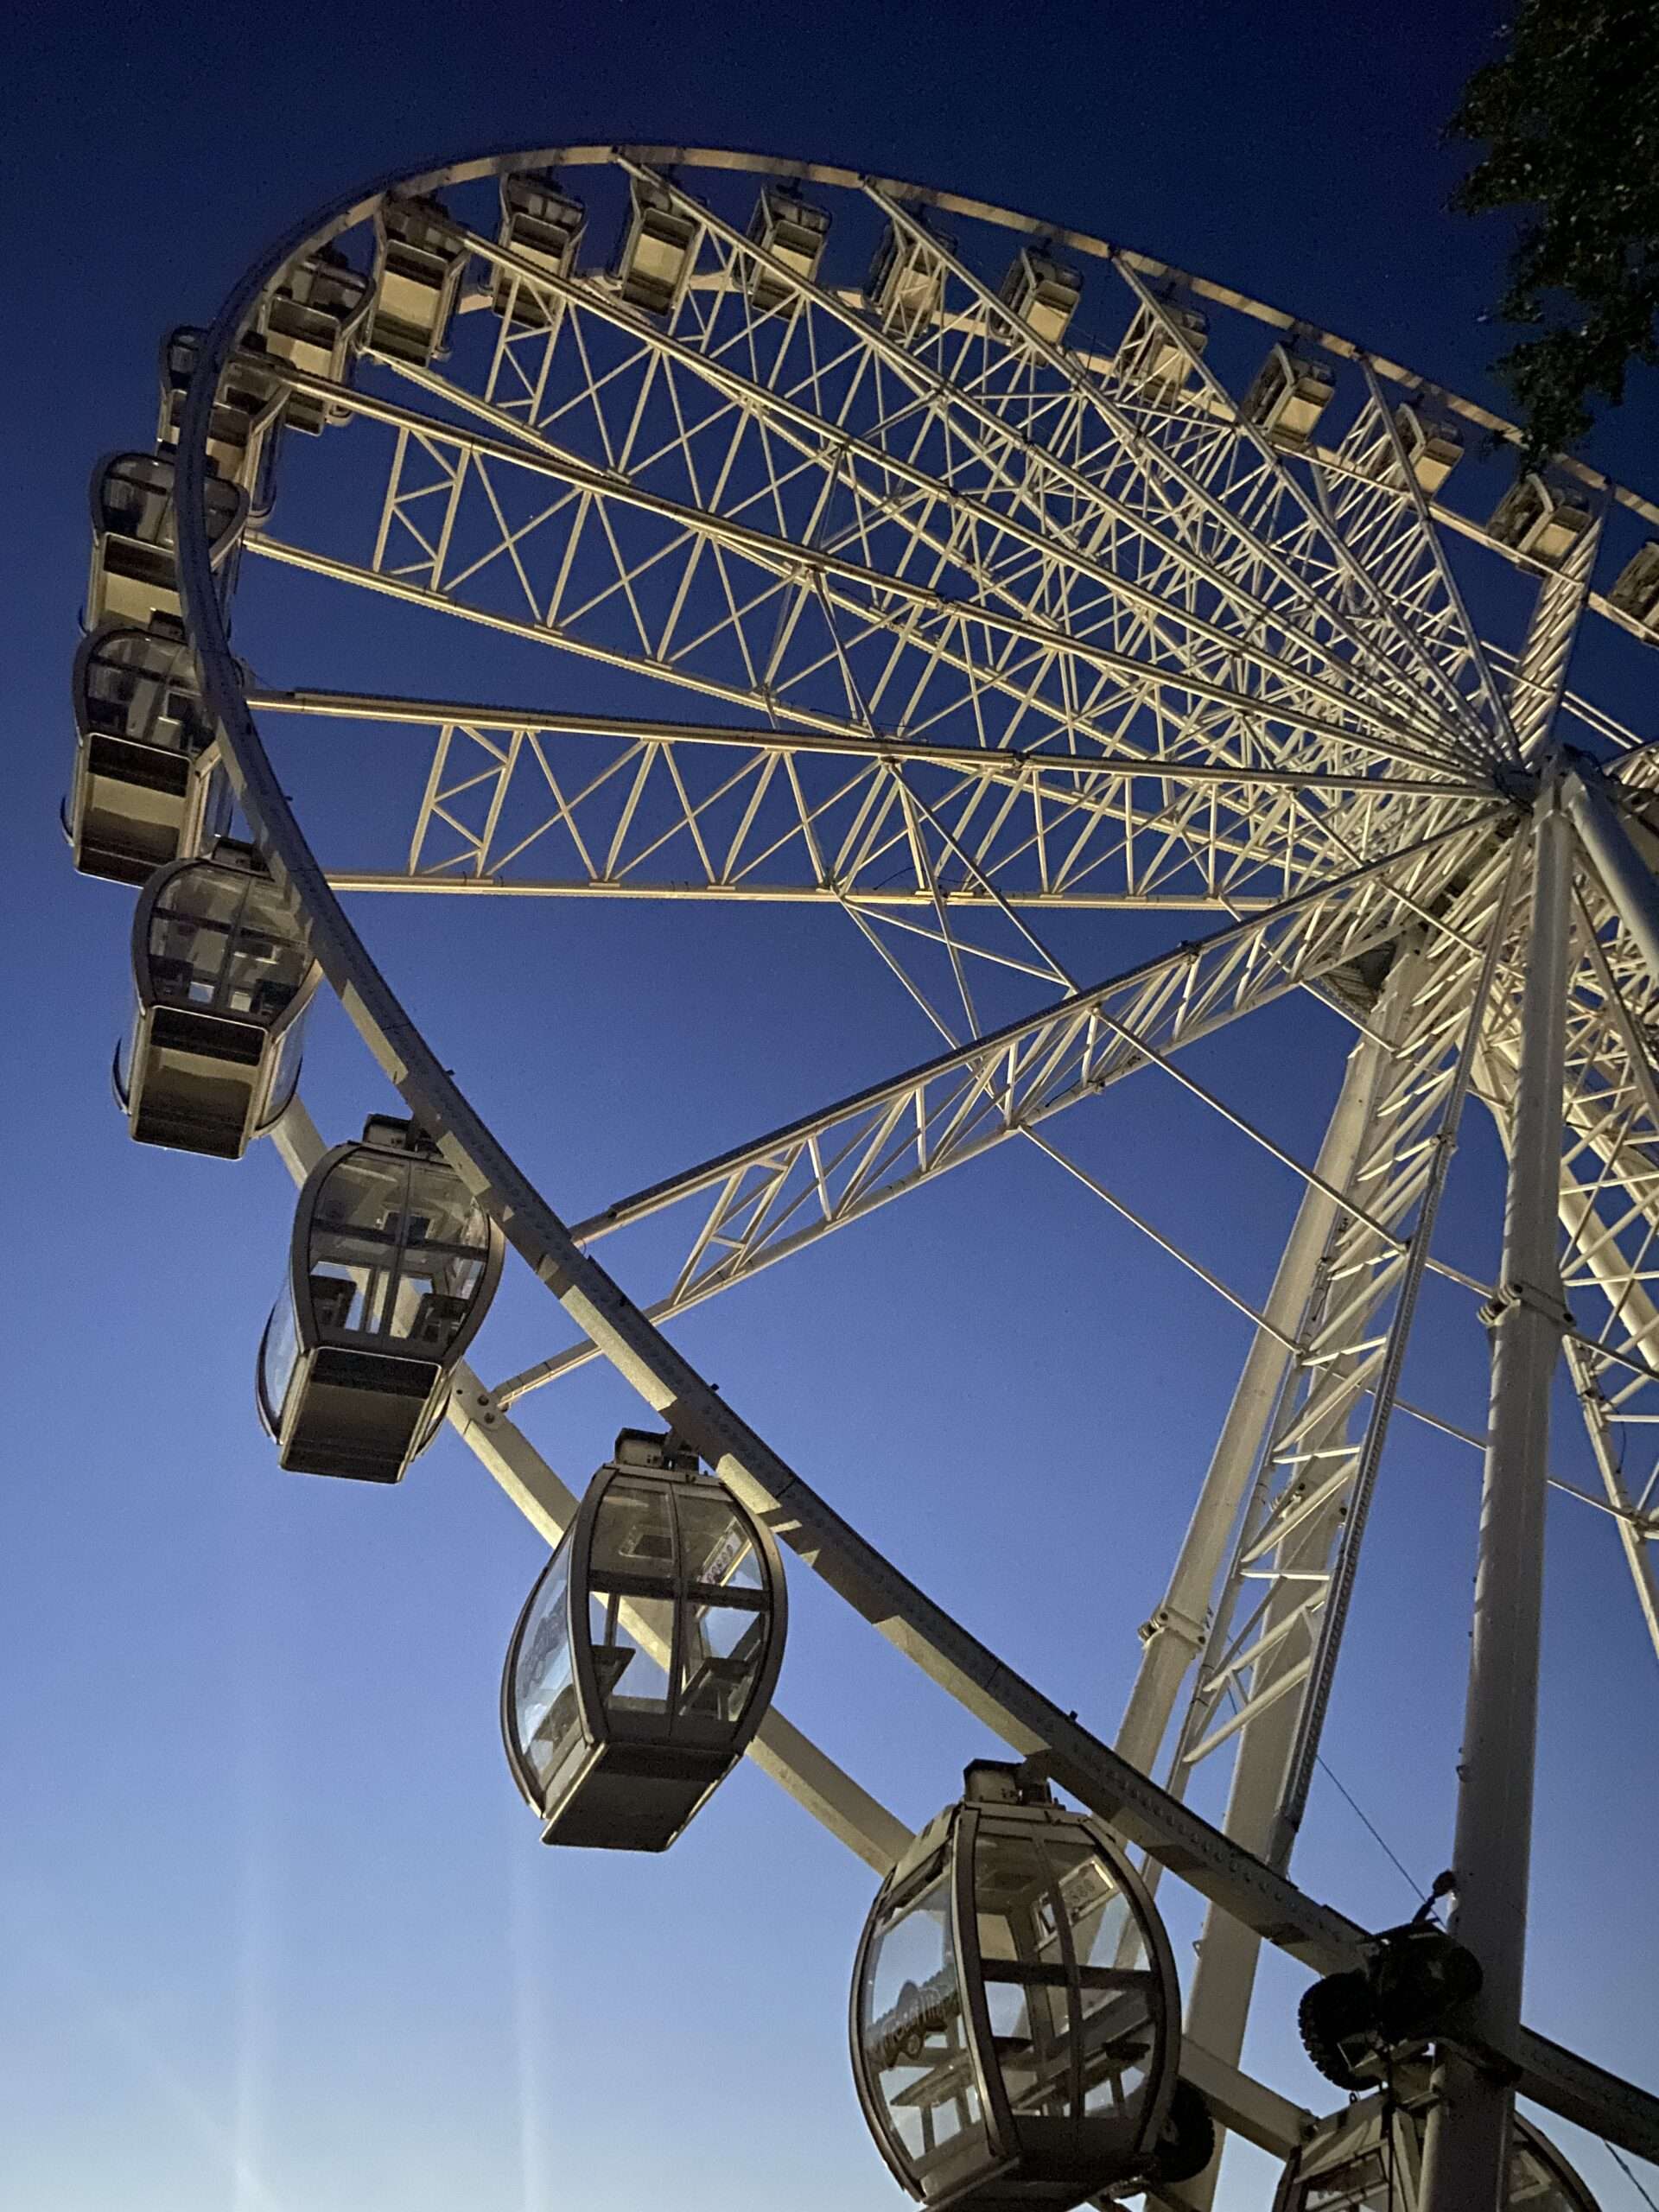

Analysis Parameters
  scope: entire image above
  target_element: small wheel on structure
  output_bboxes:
[1143,2078,1218,2189]
[1299,1968,1377,2091]
[1371,1925,1481,2044]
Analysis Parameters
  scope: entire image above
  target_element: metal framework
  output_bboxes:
[77,142,1659,2207]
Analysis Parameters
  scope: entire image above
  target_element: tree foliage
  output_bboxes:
[1449,0,1659,466]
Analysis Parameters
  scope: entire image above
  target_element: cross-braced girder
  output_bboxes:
[1162,873,1514,1833]
[147,139,1659,2191]
[490,812,1504,1405]
[250,687,1488,917]
[241,154,1533,944]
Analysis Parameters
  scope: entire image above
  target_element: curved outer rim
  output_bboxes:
[188,141,1659,2012]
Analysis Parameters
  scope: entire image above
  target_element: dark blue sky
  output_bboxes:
[7,4,1659,2209]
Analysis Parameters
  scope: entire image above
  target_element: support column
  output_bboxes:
[1420,798,1573,2212]
[1172,944,1442,2212]
[1115,1009,1396,1779]
[1563,760,1659,989]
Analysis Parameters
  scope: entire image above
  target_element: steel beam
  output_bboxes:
[171,151,1659,2172]
[266,1096,912,1875]
[1508,522,1601,766]
[1114,999,1397,1778]
[267,1090,1308,2152]
[490,818,1501,1406]
[244,685,1487,796]
[1421,797,1573,2212]
[1167,868,1516,2206]
[1565,760,1659,994]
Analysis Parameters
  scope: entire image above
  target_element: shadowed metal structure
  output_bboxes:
[69,140,1659,2208]
[1273,2069,1601,2212]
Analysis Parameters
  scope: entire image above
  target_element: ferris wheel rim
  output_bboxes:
[224,137,1659,569]
[169,136,1422,1977]
[165,140,1654,1541]
[165,134,1637,1510]
[172,136,1642,955]
[147,141,1659,2183]
[191,135,1659,534]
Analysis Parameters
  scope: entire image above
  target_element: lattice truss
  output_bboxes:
[1516,777,1659,1645]
[239,151,1659,1674]
[251,166,1511,954]
[1166,864,1510,1825]
[492,811,1503,1402]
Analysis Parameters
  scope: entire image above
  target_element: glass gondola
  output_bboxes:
[746,186,830,312]
[156,326,282,499]
[68,621,225,884]
[86,449,246,634]
[999,248,1082,347]
[502,1427,787,1851]
[251,248,373,433]
[493,174,586,325]
[614,177,700,318]
[116,839,319,1157]
[1116,290,1210,404]
[257,1115,504,1481]
[851,1761,1189,2212]
[1242,343,1337,452]
[1273,2069,1601,2211]
[1488,473,1594,567]
[868,215,949,339]
[369,193,468,365]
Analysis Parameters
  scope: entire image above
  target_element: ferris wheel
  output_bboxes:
[70,142,1659,2211]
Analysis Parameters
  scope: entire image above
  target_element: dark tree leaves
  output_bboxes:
[1449,0,1659,466]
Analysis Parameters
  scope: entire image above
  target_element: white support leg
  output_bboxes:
[1147,855,1522,2209]
[1420,798,1574,2212]
[1564,761,1659,989]
[1115,1007,1397,1778]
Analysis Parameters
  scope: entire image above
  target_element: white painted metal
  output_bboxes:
[1115,973,1413,1783]
[104,140,1659,2187]
[1162,844,1522,2209]
[1510,515,1603,765]
[1420,798,1574,2212]
[1566,760,1659,990]
[491,819,1500,1403]
[268,1091,1308,2173]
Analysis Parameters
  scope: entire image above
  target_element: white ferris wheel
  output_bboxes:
[70,143,1659,2212]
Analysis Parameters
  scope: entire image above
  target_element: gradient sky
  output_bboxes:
[6,3,1659,2209]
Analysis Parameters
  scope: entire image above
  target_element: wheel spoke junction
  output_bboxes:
[70,139,1659,2206]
